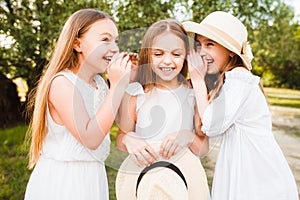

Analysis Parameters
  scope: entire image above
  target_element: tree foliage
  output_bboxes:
[190,0,299,88]
[252,2,300,88]
[0,0,112,89]
[0,0,300,91]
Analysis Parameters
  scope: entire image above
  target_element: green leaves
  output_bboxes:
[0,0,299,90]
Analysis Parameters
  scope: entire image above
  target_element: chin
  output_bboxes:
[207,68,219,75]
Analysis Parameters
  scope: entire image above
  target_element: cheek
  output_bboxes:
[213,51,229,66]
[151,57,161,66]
[175,58,185,69]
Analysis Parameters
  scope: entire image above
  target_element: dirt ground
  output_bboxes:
[204,105,300,196]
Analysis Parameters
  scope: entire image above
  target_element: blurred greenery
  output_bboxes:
[1,0,300,92]
[0,125,30,199]
[264,87,300,108]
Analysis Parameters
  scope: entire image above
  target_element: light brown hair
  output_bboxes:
[208,54,266,102]
[136,19,189,90]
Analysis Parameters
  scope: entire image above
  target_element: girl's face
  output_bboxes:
[150,32,186,88]
[196,35,231,74]
[76,19,119,73]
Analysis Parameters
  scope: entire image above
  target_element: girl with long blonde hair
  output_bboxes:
[25,8,133,200]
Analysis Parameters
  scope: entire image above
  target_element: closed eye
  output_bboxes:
[173,53,182,57]
[152,50,163,57]
[101,37,110,42]
[154,53,163,56]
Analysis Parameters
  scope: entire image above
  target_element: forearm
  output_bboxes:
[116,131,128,152]
[191,77,209,118]
[189,134,209,156]
[80,86,126,149]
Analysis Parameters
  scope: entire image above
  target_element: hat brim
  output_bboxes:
[183,21,252,70]
[115,142,209,200]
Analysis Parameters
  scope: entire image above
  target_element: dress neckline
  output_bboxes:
[66,70,99,91]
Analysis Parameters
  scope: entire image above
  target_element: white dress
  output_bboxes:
[201,70,298,200]
[126,82,195,142]
[25,71,111,200]
[125,82,210,200]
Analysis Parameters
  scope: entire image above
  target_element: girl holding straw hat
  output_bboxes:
[183,11,298,200]
[116,19,210,200]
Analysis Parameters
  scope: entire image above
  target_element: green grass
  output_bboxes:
[264,87,300,108]
[0,125,31,200]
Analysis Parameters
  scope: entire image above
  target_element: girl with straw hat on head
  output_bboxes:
[183,11,298,200]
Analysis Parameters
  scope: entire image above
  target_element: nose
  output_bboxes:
[163,53,172,65]
[110,41,119,53]
[199,47,206,57]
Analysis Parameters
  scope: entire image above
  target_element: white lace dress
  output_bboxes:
[202,70,298,200]
[25,71,111,200]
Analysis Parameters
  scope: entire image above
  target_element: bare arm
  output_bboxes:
[189,104,209,156]
[116,93,158,167]
[187,49,209,118]
[116,93,137,152]
[48,54,131,150]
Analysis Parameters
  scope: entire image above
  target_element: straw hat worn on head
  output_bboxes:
[116,142,210,200]
[183,11,254,70]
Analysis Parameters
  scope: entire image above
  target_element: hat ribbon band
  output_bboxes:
[202,24,242,54]
[135,161,188,197]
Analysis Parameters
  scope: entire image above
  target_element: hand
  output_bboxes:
[160,130,195,159]
[107,53,131,89]
[128,53,139,82]
[187,49,207,80]
[122,132,159,167]
[128,53,138,70]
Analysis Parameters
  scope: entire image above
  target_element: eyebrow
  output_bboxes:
[152,48,185,51]
[100,33,112,37]
[197,37,215,43]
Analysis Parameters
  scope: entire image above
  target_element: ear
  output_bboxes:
[73,38,82,53]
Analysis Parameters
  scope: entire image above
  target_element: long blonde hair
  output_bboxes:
[26,9,114,169]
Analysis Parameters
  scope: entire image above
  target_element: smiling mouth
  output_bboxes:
[160,67,175,72]
[103,57,112,62]
[206,59,213,65]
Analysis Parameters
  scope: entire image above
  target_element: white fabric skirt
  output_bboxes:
[24,156,109,200]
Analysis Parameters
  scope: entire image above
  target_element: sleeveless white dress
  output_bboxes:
[124,82,210,200]
[25,71,111,200]
[126,82,195,142]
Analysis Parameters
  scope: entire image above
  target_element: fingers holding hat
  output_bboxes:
[160,132,182,159]
[160,130,196,159]
[135,145,159,167]
[123,133,159,167]
[161,140,180,160]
